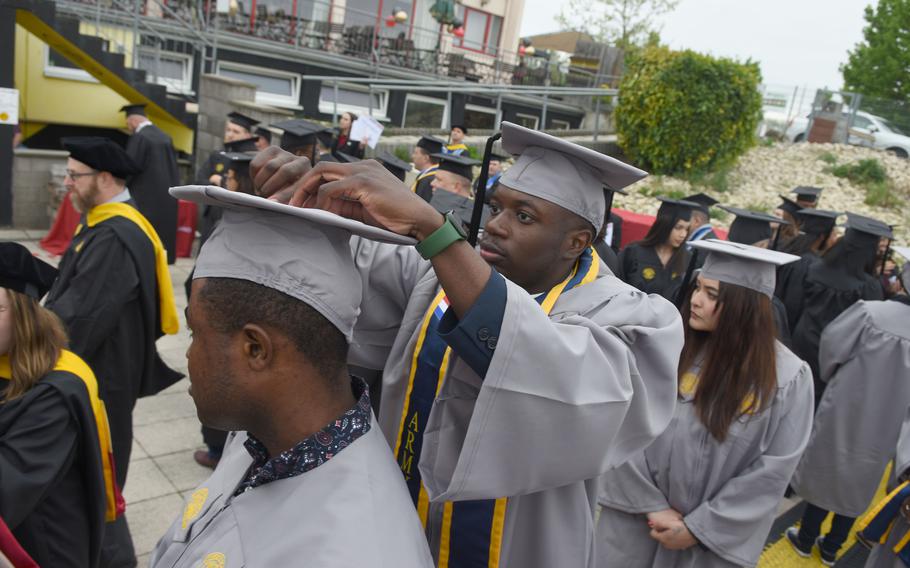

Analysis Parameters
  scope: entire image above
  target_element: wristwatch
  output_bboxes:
[415,210,468,259]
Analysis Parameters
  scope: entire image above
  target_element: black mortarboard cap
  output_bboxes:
[416,135,445,154]
[224,137,259,153]
[254,127,272,143]
[334,151,361,164]
[777,194,802,217]
[377,151,411,181]
[429,189,488,228]
[844,212,893,246]
[0,242,59,299]
[273,119,323,152]
[451,124,468,135]
[488,149,511,162]
[316,128,336,148]
[222,151,254,169]
[683,192,719,215]
[63,136,141,179]
[318,152,339,163]
[795,209,840,235]
[120,103,147,116]
[792,186,823,203]
[656,197,699,222]
[227,111,259,132]
[721,206,788,245]
[432,152,479,181]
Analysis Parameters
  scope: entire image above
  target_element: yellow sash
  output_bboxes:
[76,202,179,335]
[411,166,439,193]
[0,350,122,521]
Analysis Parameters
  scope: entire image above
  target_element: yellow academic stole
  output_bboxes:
[74,202,179,335]
[0,350,124,521]
[394,248,600,567]
[411,166,439,193]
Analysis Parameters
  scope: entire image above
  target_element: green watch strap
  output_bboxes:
[415,211,466,259]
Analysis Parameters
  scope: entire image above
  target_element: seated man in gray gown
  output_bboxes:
[150,191,433,567]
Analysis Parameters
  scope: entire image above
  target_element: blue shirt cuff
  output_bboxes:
[437,270,506,378]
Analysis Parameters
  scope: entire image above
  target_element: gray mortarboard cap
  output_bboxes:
[894,246,910,292]
[796,209,840,235]
[377,152,412,181]
[120,103,147,116]
[657,197,699,221]
[499,121,647,230]
[416,135,445,154]
[227,112,259,131]
[172,186,417,339]
[844,212,893,246]
[432,153,479,181]
[777,195,802,217]
[792,186,823,203]
[691,239,799,298]
[683,193,719,215]
[721,206,788,245]
[894,246,910,261]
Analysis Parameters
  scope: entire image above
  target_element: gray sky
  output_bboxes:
[520,0,872,89]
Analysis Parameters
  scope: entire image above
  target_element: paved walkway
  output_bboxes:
[3,229,208,566]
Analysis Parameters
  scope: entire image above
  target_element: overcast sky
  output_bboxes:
[520,0,872,90]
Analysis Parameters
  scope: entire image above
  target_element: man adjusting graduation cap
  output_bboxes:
[248,121,683,567]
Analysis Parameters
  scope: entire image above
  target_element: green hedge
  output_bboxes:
[616,46,763,174]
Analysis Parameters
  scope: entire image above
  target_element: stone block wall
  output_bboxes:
[11,148,69,229]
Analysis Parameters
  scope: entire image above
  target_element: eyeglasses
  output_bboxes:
[65,169,98,179]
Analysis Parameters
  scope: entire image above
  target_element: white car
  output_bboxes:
[784,110,910,157]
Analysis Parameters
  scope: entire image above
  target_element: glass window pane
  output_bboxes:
[462,10,487,51]
[404,97,445,128]
[138,53,186,81]
[464,108,496,130]
[515,114,539,129]
[220,67,293,96]
[487,16,501,54]
[48,47,80,70]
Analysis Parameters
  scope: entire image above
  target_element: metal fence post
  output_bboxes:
[541,92,548,129]
[132,0,141,66]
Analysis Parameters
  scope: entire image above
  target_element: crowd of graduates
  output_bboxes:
[0,107,908,568]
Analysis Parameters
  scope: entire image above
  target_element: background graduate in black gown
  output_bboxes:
[122,104,181,264]
[0,243,121,568]
[196,111,259,186]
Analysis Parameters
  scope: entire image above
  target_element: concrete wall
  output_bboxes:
[11,148,68,229]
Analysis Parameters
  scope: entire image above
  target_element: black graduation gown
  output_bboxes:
[774,251,820,334]
[594,241,621,275]
[195,150,228,185]
[791,263,884,402]
[0,372,107,568]
[414,173,435,203]
[333,136,365,159]
[618,243,690,301]
[125,125,180,264]
[45,209,183,487]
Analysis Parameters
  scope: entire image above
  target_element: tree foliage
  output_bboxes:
[841,0,910,102]
[615,46,763,174]
[555,0,678,49]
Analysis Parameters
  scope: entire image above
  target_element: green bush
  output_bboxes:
[393,145,411,163]
[831,158,888,185]
[615,46,763,175]
[817,151,838,165]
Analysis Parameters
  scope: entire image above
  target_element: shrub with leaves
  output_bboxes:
[615,46,763,174]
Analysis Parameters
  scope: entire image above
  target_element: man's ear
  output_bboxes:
[564,227,594,259]
[242,324,273,372]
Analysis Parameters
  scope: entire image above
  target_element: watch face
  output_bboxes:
[447,211,469,239]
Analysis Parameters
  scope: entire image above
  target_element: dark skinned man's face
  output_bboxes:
[479,185,592,292]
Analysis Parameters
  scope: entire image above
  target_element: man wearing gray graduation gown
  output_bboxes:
[790,295,910,554]
[316,123,684,567]
[151,193,433,568]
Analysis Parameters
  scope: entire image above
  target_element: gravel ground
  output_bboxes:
[613,142,910,244]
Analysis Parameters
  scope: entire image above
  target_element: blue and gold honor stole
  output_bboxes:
[74,203,179,335]
[857,479,910,564]
[411,165,439,193]
[0,350,125,521]
[394,248,600,568]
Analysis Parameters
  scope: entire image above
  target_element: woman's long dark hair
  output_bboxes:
[678,282,778,442]
[637,214,689,274]
[781,230,831,256]
[822,233,879,277]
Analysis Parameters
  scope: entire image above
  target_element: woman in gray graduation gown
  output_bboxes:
[789,292,910,562]
[596,239,815,568]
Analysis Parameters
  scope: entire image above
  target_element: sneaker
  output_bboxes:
[816,536,837,567]
[785,527,813,558]
[193,449,220,469]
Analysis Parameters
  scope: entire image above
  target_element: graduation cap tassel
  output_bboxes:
[469,132,502,247]
[674,249,700,310]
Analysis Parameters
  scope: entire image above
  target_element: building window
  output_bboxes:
[403,95,447,128]
[217,62,300,108]
[43,46,98,83]
[318,83,388,119]
[454,6,502,56]
[515,113,539,130]
[550,118,572,130]
[463,104,498,131]
[137,50,194,94]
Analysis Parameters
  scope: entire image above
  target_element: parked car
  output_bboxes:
[783,110,910,157]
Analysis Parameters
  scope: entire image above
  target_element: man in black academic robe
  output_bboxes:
[195,111,259,185]
[122,104,180,264]
[45,137,183,568]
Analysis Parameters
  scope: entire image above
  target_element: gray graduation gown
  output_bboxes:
[791,299,910,517]
[864,411,910,568]
[150,426,434,567]
[348,237,684,568]
[596,342,814,568]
